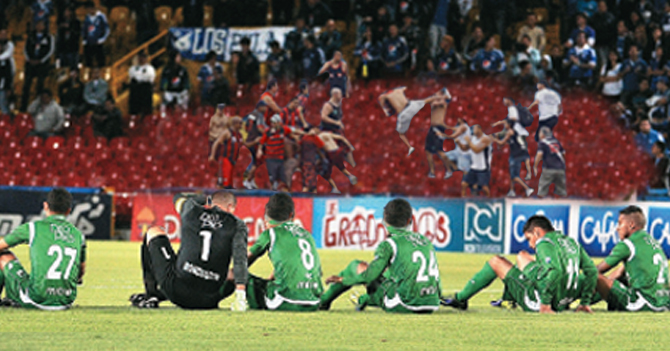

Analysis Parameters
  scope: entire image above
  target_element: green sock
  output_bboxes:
[456,262,497,302]
[320,260,363,308]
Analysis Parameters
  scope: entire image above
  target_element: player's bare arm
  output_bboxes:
[318,60,331,75]
[321,102,342,127]
[297,106,308,128]
[209,130,231,162]
[263,95,282,113]
[378,94,392,116]
[465,135,492,153]
[533,151,543,177]
[332,133,355,150]
[528,99,539,110]
[447,124,467,139]
[0,238,10,252]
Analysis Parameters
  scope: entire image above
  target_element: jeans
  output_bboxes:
[428,24,447,58]
[0,90,9,114]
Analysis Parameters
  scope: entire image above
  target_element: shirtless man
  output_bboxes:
[259,79,283,125]
[425,88,458,179]
[434,117,472,179]
[378,87,445,156]
[319,130,357,193]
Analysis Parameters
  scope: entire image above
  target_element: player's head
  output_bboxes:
[472,124,483,137]
[44,187,73,215]
[85,1,96,14]
[256,100,268,114]
[502,97,514,107]
[388,23,398,37]
[440,35,454,50]
[304,35,316,48]
[267,78,279,94]
[617,206,646,240]
[383,198,413,228]
[230,116,243,131]
[527,12,537,26]
[211,190,237,214]
[485,36,496,50]
[330,87,342,102]
[264,192,295,225]
[40,89,53,104]
[333,50,343,62]
[652,141,666,156]
[269,40,280,53]
[576,12,587,27]
[299,79,309,95]
[522,215,555,249]
[537,80,548,90]
[206,50,217,64]
[629,43,639,58]
[538,126,552,140]
[270,114,282,128]
[575,31,586,46]
[288,96,300,110]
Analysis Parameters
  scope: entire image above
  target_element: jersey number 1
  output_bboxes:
[413,251,439,282]
[200,230,212,261]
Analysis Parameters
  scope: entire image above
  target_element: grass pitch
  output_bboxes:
[2,241,669,351]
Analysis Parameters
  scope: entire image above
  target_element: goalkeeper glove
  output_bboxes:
[231,290,248,312]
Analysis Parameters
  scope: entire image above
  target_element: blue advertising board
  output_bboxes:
[647,205,670,257]
[508,204,571,254]
[463,201,505,254]
[577,205,620,257]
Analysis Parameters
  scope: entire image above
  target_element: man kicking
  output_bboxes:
[442,215,596,313]
[130,191,249,310]
[0,188,85,310]
[378,86,446,156]
[595,205,670,311]
[425,88,459,179]
[319,130,358,193]
[321,198,441,313]
[223,193,323,311]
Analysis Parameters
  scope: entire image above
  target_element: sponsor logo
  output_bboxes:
[183,261,221,281]
[579,208,619,255]
[321,201,453,250]
[648,207,670,256]
[510,205,569,253]
[0,214,23,236]
[464,202,503,253]
[46,287,74,297]
[199,213,223,229]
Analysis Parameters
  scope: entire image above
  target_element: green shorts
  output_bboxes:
[502,262,542,312]
[360,275,438,314]
[606,280,669,312]
[1,260,31,307]
[246,275,320,312]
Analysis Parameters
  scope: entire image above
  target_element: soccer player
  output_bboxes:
[595,206,670,312]
[318,50,352,97]
[0,188,85,310]
[319,130,357,193]
[528,80,562,141]
[259,79,283,125]
[425,88,458,179]
[130,191,248,310]
[242,101,268,190]
[226,193,323,311]
[442,215,597,313]
[461,124,493,197]
[209,116,245,189]
[257,115,304,191]
[492,119,534,197]
[321,198,442,313]
[378,86,445,156]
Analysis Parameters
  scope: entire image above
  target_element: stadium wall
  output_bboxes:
[129,193,670,258]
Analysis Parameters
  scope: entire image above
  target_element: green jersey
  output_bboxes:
[343,227,441,311]
[4,215,86,307]
[603,230,670,309]
[534,231,597,311]
[249,222,323,307]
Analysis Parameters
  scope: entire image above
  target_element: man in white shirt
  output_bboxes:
[128,52,155,116]
[528,80,562,141]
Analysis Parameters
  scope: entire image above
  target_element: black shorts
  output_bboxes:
[266,158,286,184]
[425,126,446,154]
[148,236,222,309]
[463,170,491,187]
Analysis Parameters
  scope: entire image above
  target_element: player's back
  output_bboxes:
[386,229,441,308]
[267,223,323,302]
[27,215,85,306]
[536,232,585,310]
[176,197,244,295]
[624,231,670,305]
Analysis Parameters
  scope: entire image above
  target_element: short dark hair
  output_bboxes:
[265,192,294,222]
[40,89,53,97]
[205,50,217,61]
[653,141,666,151]
[383,198,413,228]
[522,215,555,234]
[47,188,73,214]
[240,37,251,46]
[305,35,316,45]
[619,205,646,228]
[269,40,279,49]
[212,190,236,206]
[267,78,278,90]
